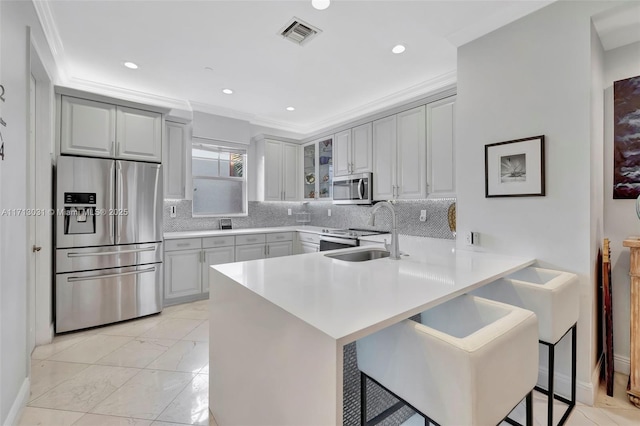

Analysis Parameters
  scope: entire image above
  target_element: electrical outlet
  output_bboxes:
[465,231,480,246]
[287,208,292,216]
[328,209,331,217]
[170,205,177,218]
[419,209,427,222]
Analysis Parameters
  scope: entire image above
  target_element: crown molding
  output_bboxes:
[65,76,191,111]
[32,0,68,82]
[189,101,308,135]
[298,71,457,136]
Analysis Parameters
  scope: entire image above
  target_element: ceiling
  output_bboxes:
[36,0,561,135]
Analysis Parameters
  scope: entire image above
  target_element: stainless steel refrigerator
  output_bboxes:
[55,156,163,333]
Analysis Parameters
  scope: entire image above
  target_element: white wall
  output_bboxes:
[456,0,621,404]
[590,19,605,384]
[0,1,56,424]
[603,41,640,374]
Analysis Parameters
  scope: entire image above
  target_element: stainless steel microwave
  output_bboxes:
[332,173,373,205]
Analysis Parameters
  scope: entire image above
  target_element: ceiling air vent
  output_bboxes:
[279,17,322,46]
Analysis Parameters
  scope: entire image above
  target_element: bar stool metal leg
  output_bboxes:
[526,391,533,426]
[534,323,577,426]
[361,372,367,426]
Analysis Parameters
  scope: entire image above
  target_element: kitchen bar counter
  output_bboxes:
[209,239,535,425]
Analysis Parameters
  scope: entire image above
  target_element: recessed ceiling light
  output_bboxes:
[286,106,295,111]
[312,0,330,10]
[391,45,406,54]
[123,61,138,69]
[222,88,234,95]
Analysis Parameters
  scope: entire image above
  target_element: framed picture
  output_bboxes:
[613,75,640,199]
[485,135,545,198]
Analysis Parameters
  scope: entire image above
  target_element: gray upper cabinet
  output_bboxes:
[116,106,162,162]
[427,96,456,196]
[334,123,372,177]
[60,95,162,162]
[256,138,299,201]
[372,105,426,200]
[61,96,116,158]
[351,123,373,174]
[396,105,426,199]
[163,121,187,199]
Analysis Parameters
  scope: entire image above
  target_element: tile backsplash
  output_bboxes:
[164,198,456,239]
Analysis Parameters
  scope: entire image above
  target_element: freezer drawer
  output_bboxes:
[56,242,163,273]
[55,264,162,333]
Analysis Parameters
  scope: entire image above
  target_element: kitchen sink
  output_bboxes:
[325,249,390,262]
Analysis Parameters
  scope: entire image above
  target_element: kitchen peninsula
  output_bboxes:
[208,237,535,425]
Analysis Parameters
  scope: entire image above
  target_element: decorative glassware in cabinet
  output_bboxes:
[304,143,316,199]
[318,138,333,199]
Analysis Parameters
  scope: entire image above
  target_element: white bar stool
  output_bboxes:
[356,294,539,426]
[471,267,579,426]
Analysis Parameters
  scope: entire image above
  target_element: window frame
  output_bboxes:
[191,140,248,217]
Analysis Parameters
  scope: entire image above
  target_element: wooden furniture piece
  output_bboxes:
[622,237,640,408]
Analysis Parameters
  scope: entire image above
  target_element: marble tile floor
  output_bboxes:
[18,300,217,426]
[17,299,640,426]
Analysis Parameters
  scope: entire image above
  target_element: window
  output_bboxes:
[192,143,247,216]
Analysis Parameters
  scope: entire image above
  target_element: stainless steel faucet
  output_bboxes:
[368,201,400,260]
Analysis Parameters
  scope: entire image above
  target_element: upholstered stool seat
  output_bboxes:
[357,294,539,426]
[471,267,579,426]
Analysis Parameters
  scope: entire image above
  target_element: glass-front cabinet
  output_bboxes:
[302,137,333,201]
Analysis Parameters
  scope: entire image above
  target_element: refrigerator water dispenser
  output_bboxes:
[63,192,96,235]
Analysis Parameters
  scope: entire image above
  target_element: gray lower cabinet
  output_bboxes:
[202,246,235,293]
[300,242,319,253]
[297,231,320,254]
[164,247,202,301]
[235,232,293,261]
[164,236,235,305]
[164,231,297,305]
[266,233,293,258]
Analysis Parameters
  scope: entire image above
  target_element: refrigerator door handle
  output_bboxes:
[66,246,156,258]
[116,162,123,243]
[109,161,116,245]
[67,266,156,283]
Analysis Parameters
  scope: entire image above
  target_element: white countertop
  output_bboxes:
[164,225,327,240]
[212,236,535,345]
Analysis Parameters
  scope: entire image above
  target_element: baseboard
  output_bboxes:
[614,354,630,375]
[536,356,600,406]
[35,322,54,347]
[3,378,30,426]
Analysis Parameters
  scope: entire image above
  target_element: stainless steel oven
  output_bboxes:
[319,228,385,251]
[319,235,358,251]
[332,173,373,205]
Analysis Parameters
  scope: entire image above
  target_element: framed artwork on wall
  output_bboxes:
[485,135,545,198]
[613,75,640,199]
